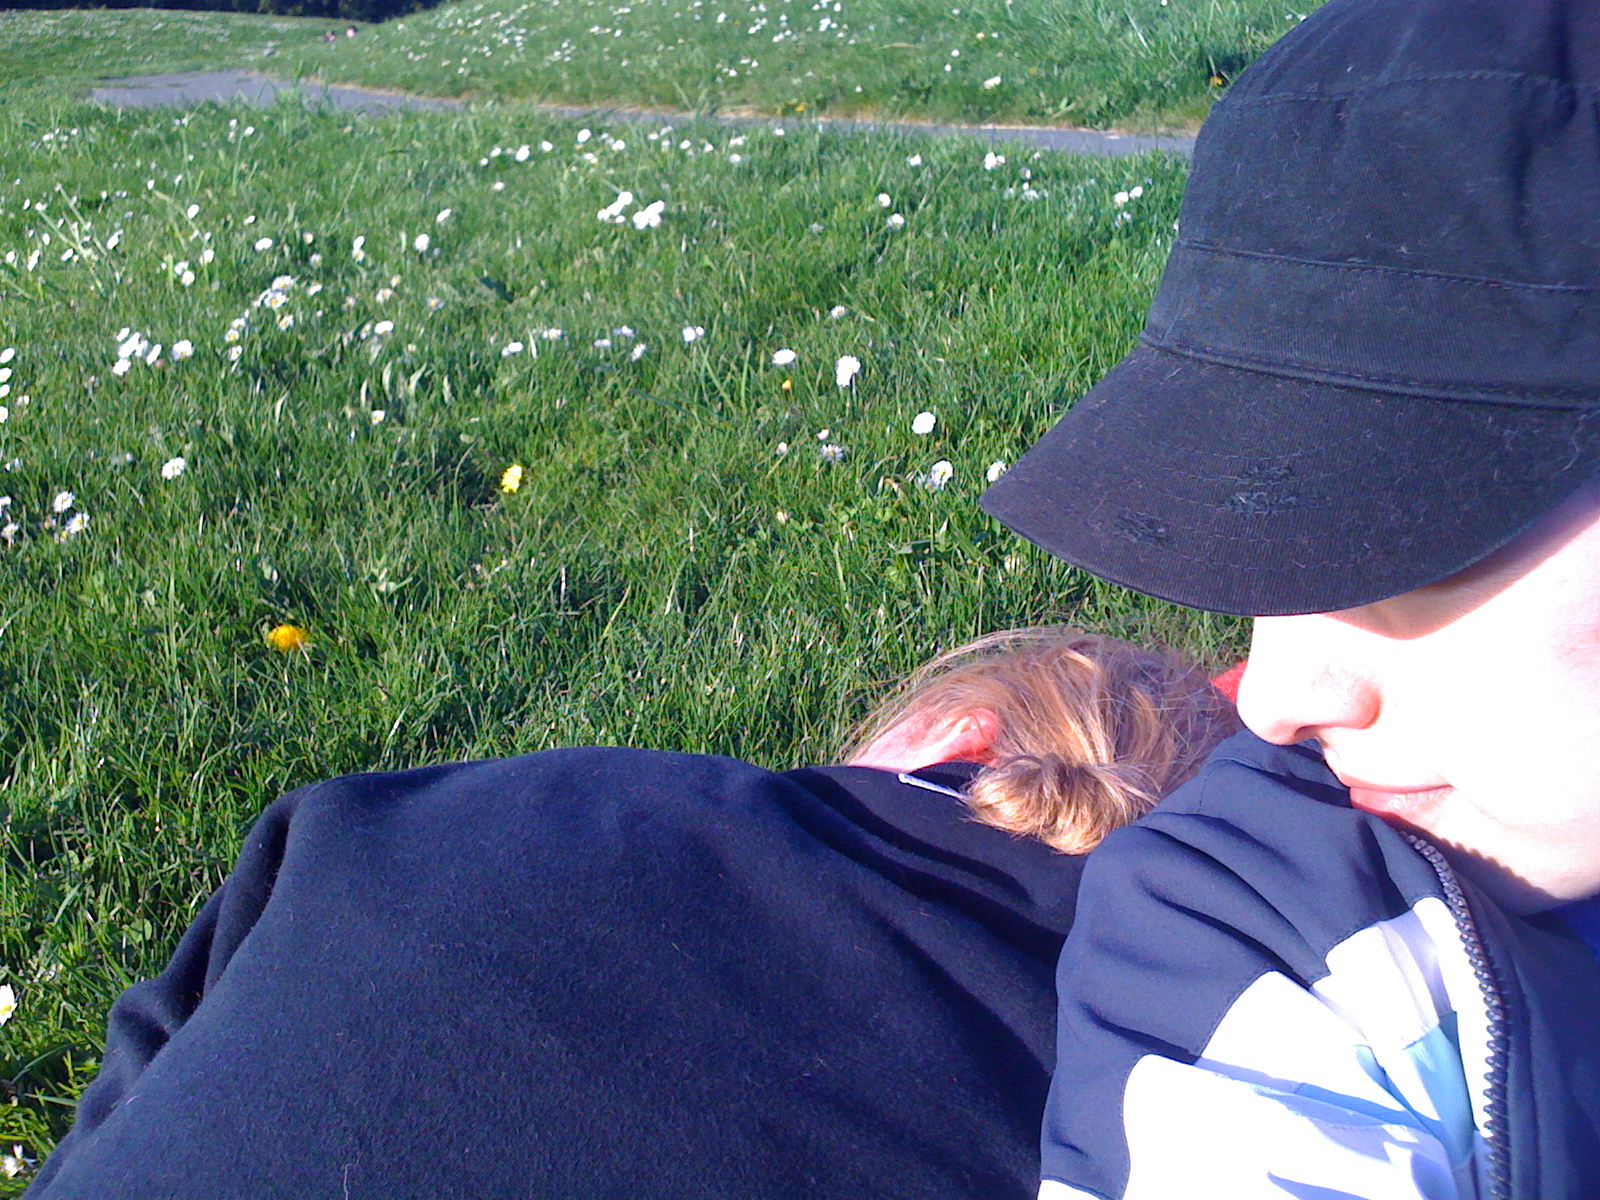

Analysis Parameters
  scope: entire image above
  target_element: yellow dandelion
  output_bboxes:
[780,378,793,393]
[264,623,310,653]
[500,463,525,493]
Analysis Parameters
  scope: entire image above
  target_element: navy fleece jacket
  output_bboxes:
[26,748,1083,1199]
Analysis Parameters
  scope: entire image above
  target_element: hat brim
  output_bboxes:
[979,341,1600,617]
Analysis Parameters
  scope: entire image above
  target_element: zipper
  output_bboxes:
[1403,832,1513,1200]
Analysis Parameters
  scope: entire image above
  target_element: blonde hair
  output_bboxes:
[845,628,1239,854]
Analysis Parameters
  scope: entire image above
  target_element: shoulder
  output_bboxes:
[1057,730,1476,1101]
[1083,731,1447,954]
[1044,734,1493,1199]
[269,745,787,825]
[284,744,779,803]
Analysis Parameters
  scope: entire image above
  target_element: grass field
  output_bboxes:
[0,0,1286,1185]
[281,0,1309,127]
[1,0,1313,127]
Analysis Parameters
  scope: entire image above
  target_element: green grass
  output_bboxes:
[0,2,1282,1184]
[0,0,1319,128]
[278,0,1306,128]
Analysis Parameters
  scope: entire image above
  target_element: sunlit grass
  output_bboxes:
[0,0,1318,128]
[277,0,1303,127]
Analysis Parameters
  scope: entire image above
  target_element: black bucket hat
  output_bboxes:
[980,0,1600,617]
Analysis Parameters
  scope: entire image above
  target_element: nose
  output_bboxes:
[1236,615,1382,745]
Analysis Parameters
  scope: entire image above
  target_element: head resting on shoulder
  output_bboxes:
[845,628,1239,854]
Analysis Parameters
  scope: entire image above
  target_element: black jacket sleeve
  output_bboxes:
[28,793,301,1192]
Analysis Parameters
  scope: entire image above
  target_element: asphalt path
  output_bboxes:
[89,69,1196,157]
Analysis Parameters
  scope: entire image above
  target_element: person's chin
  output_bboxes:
[1419,827,1569,916]
[1334,770,1572,912]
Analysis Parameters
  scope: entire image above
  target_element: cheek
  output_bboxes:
[1449,653,1600,825]
[1431,573,1600,807]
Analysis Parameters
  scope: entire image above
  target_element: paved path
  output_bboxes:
[89,69,1195,157]
[91,70,461,115]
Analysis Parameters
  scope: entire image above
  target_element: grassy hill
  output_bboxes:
[2,0,1313,128]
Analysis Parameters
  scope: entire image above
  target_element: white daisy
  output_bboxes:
[0,1140,31,1180]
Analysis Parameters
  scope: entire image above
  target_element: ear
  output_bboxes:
[848,708,1000,772]
[925,709,1000,766]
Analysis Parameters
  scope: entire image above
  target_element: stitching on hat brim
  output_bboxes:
[1179,238,1600,297]
[1227,68,1598,105]
[1136,333,1600,410]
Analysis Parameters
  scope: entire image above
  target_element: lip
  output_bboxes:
[1339,779,1453,821]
